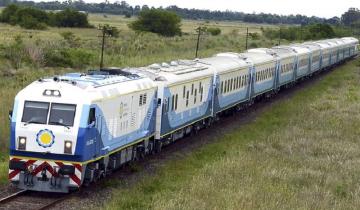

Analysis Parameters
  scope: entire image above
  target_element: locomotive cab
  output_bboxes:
[9,77,92,193]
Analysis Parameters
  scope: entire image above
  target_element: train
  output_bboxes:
[8,37,359,193]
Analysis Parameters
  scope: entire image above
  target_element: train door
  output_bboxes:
[94,107,104,157]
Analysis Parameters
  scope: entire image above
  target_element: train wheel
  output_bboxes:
[154,140,162,153]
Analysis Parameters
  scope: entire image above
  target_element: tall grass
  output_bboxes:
[103,59,360,209]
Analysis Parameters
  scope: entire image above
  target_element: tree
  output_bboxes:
[129,9,181,37]
[53,9,91,27]
[341,8,360,26]
[0,4,19,23]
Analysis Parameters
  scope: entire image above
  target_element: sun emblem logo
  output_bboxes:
[36,129,55,148]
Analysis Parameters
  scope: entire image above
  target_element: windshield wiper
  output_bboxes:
[51,122,70,129]
[24,119,41,126]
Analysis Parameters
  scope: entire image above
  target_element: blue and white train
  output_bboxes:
[8,37,359,192]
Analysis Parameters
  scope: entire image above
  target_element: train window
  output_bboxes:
[49,103,76,127]
[175,94,178,110]
[183,86,186,98]
[88,108,96,125]
[167,97,170,112]
[191,84,194,95]
[230,79,233,91]
[22,101,49,125]
[186,91,189,107]
[199,82,202,91]
[194,89,197,104]
[139,95,143,106]
[171,95,175,111]
[221,81,223,94]
[143,94,147,105]
[200,87,203,102]
[224,81,227,93]
[228,79,231,92]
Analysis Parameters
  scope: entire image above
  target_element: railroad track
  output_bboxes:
[0,189,69,210]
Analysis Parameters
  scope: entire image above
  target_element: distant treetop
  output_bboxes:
[0,0,357,25]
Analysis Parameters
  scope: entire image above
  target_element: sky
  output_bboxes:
[81,0,360,18]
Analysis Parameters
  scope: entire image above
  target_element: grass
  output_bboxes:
[101,58,360,209]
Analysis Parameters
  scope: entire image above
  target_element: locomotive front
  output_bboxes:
[8,78,92,193]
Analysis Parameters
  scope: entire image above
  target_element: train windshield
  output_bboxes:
[21,101,49,124]
[49,103,76,127]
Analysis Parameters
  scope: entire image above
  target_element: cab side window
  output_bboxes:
[88,108,96,125]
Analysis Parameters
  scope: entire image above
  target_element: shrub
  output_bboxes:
[249,32,260,40]
[3,35,27,69]
[0,4,19,24]
[249,42,259,48]
[207,27,221,36]
[18,15,47,30]
[44,48,93,68]
[129,9,182,37]
[60,31,81,48]
[53,9,91,28]
[124,11,132,18]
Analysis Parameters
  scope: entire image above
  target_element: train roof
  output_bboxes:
[125,59,215,85]
[216,52,275,64]
[247,47,296,59]
[326,39,346,47]
[200,55,251,73]
[16,69,157,103]
[292,43,321,52]
[341,37,359,45]
[311,41,332,50]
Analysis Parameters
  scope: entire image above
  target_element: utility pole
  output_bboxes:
[195,26,202,58]
[98,24,119,70]
[278,27,281,46]
[245,27,249,50]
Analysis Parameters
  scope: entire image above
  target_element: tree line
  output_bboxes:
[261,24,354,42]
[1,0,359,26]
[0,3,90,29]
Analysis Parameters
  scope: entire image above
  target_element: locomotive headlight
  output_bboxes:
[64,141,72,154]
[53,90,60,96]
[18,137,27,150]
[43,89,61,97]
[45,90,52,96]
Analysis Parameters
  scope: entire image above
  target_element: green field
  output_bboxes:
[100,59,360,209]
